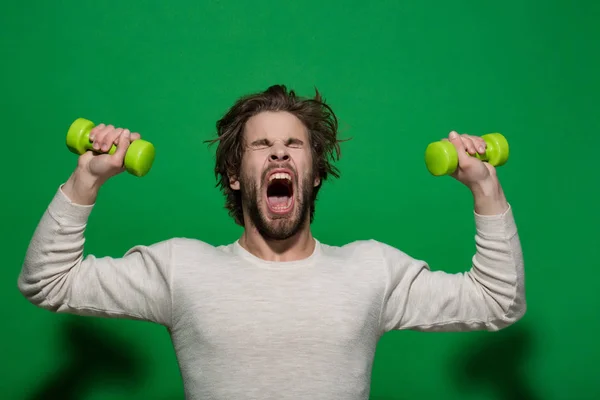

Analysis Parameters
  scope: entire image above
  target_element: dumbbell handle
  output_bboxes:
[66,118,156,177]
[425,133,509,176]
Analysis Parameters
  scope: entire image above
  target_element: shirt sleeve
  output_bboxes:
[379,204,526,332]
[17,185,174,327]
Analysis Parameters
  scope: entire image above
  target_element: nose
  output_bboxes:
[268,143,290,162]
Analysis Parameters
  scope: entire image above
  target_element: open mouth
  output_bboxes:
[266,171,294,214]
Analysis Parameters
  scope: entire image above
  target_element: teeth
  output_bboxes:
[269,172,292,182]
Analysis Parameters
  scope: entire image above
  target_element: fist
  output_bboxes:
[78,123,142,180]
[443,131,496,188]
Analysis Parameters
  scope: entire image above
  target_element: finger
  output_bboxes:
[474,137,486,154]
[92,124,113,150]
[89,123,105,142]
[460,134,477,155]
[101,127,123,152]
[448,131,471,164]
[112,130,132,167]
[130,132,141,141]
[113,129,130,144]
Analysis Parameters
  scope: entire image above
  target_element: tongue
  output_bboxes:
[268,196,289,207]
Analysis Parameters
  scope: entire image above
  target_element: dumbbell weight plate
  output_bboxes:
[482,133,509,167]
[124,140,156,177]
[66,118,96,155]
[425,141,459,176]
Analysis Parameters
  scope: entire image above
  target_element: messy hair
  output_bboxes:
[206,84,345,226]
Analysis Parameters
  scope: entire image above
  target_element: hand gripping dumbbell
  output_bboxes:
[424,133,509,176]
[66,118,156,177]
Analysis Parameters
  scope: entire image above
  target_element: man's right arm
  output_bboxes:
[18,179,174,326]
[19,126,174,327]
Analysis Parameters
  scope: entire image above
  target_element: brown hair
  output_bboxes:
[206,84,346,226]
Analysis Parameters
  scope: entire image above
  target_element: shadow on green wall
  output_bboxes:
[450,322,540,400]
[27,317,148,400]
[25,318,538,399]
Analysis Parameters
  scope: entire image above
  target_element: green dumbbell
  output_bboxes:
[66,118,156,177]
[424,133,509,176]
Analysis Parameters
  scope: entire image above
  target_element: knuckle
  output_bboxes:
[90,125,102,135]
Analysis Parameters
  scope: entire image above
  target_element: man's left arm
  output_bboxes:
[379,132,526,332]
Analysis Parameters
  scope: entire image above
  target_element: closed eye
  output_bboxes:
[248,138,305,149]
[249,139,271,149]
[286,138,304,148]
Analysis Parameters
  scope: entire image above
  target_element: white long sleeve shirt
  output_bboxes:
[18,185,526,399]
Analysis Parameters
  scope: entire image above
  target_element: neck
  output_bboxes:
[238,220,315,262]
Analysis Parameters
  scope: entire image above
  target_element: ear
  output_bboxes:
[313,175,321,187]
[229,174,240,191]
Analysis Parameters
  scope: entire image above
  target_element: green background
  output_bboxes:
[2,1,599,399]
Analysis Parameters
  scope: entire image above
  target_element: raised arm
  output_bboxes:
[380,131,526,332]
[379,203,525,332]
[18,124,174,327]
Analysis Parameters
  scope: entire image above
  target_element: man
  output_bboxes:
[18,85,526,399]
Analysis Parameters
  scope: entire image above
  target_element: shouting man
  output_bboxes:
[19,85,526,399]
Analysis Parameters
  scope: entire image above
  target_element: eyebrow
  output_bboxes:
[249,138,304,146]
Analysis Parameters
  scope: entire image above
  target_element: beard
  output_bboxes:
[240,169,314,241]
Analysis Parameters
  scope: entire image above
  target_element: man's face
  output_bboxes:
[230,111,320,240]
